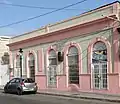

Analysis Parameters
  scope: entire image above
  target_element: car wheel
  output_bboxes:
[17,88,22,95]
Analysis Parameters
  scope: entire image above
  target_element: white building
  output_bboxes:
[0,36,10,87]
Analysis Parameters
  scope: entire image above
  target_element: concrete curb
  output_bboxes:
[38,92,120,103]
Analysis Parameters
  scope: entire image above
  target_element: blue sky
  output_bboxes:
[0,0,118,37]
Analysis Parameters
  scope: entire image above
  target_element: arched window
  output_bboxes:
[68,46,79,84]
[29,53,35,81]
[92,41,107,89]
[16,55,20,77]
[49,50,57,65]
[92,41,107,63]
[48,49,57,87]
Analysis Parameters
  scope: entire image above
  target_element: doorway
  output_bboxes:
[92,62,107,89]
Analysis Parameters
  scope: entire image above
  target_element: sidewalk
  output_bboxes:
[38,90,120,103]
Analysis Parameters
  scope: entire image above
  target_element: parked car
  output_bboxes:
[4,78,38,95]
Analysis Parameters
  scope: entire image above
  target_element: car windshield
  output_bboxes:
[23,78,35,83]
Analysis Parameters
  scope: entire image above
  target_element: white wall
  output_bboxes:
[0,65,10,86]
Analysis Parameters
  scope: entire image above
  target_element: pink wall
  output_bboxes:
[78,73,120,94]
[35,75,47,90]
[57,75,67,91]
[9,17,114,50]
[79,74,91,91]
[108,73,119,94]
[113,25,120,73]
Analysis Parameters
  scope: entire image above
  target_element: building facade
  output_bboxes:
[0,36,10,86]
[8,1,120,94]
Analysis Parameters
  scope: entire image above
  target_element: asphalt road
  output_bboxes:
[0,90,119,104]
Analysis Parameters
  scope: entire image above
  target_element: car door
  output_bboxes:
[7,78,16,92]
[13,78,21,92]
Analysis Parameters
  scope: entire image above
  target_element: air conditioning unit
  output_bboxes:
[117,27,120,33]
[58,51,64,62]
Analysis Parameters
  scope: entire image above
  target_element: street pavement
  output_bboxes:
[0,90,119,104]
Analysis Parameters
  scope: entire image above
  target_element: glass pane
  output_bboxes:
[102,68,107,73]
[95,84,99,88]
[103,79,107,88]
[93,42,107,51]
[29,53,34,60]
[68,55,78,65]
[95,78,99,83]
[10,79,16,83]
[102,64,107,70]
[49,58,57,65]
[29,60,35,66]
[15,79,20,83]
[102,74,107,78]
[92,52,107,62]
[16,62,20,68]
[24,78,34,83]
[49,50,57,66]
[68,47,79,84]
[29,53,35,76]
[94,68,99,73]
[92,42,107,63]
[68,47,78,55]
[94,74,99,78]
[48,67,56,87]
[49,50,56,57]
[16,55,20,68]
[69,65,79,84]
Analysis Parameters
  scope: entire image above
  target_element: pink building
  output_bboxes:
[8,1,120,94]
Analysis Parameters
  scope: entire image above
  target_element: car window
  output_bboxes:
[15,79,20,83]
[24,78,34,83]
[10,79,16,83]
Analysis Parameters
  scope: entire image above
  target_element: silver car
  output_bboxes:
[4,78,38,95]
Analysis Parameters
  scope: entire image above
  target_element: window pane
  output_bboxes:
[29,60,35,66]
[94,68,99,74]
[95,83,99,88]
[69,65,79,84]
[68,46,79,84]
[103,79,107,88]
[24,78,35,83]
[93,42,106,51]
[68,47,78,55]
[49,50,56,57]
[29,53,35,67]
[29,53,34,60]
[16,55,20,68]
[15,79,20,83]
[102,74,107,78]
[92,41,107,63]
[49,50,57,66]
[49,58,57,65]
[68,55,78,65]
[10,79,16,83]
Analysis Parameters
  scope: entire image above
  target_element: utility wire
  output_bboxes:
[0,0,88,28]
[0,2,87,11]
